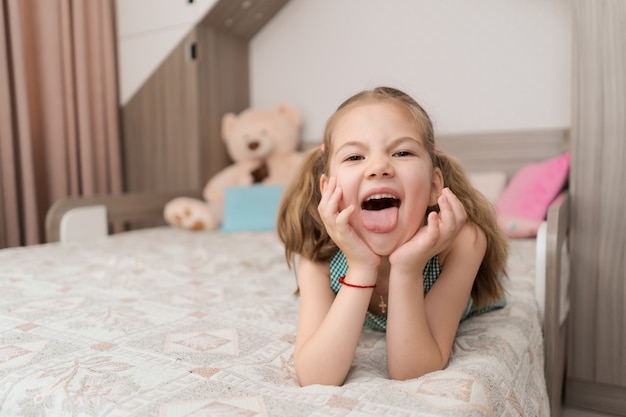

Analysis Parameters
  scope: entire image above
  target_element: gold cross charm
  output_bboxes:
[378,296,387,314]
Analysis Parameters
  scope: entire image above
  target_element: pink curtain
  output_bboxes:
[0,0,122,248]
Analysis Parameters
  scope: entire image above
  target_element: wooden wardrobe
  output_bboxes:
[565,2,626,415]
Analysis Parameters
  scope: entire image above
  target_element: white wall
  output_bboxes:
[115,0,218,105]
[250,0,572,143]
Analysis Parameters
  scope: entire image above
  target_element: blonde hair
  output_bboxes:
[277,87,507,307]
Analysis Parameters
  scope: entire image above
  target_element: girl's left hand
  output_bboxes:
[389,188,467,272]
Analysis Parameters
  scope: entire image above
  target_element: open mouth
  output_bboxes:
[360,193,401,233]
[361,194,401,211]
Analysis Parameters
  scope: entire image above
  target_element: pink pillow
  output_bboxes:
[497,152,570,221]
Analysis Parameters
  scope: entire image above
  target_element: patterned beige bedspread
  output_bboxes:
[0,227,547,416]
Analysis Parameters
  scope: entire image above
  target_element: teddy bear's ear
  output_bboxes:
[221,113,237,142]
[276,103,301,128]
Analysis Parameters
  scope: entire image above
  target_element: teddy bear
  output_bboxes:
[163,103,303,231]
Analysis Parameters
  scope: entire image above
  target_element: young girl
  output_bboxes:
[277,87,508,386]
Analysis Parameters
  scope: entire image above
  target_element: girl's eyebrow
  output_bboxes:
[334,140,365,153]
[389,136,425,149]
[334,136,424,153]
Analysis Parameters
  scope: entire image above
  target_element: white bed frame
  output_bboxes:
[45,128,571,417]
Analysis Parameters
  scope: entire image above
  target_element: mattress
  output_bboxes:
[0,227,548,416]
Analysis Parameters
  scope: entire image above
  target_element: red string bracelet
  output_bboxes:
[338,276,376,289]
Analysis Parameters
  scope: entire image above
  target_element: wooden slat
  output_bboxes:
[437,128,570,179]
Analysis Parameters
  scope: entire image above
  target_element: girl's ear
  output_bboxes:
[319,174,328,193]
[429,168,444,205]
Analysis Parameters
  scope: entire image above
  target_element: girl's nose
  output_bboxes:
[366,155,394,178]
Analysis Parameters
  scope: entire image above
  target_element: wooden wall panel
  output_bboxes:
[121,30,201,193]
[196,25,249,184]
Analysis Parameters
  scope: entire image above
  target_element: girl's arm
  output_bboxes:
[294,257,376,386]
[292,174,381,385]
[385,223,486,379]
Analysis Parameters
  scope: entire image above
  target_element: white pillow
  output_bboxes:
[468,171,508,203]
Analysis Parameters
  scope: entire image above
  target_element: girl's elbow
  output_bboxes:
[388,358,447,381]
[298,377,342,387]
[388,367,436,381]
[295,363,346,387]
[297,372,344,387]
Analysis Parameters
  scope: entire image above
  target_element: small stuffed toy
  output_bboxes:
[163,103,303,230]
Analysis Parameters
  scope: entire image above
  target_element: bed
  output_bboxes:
[0,129,570,417]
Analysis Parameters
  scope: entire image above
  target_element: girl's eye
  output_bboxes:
[344,154,364,162]
[394,150,414,157]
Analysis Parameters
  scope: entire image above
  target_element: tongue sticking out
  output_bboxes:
[360,196,400,233]
[362,207,398,233]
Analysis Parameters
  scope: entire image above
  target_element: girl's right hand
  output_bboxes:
[318,175,380,276]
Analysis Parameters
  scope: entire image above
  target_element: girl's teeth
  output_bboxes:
[369,193,394,200]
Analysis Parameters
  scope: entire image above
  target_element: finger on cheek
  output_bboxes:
[436,188,446,205]
[337,204,354,223]
[332,185,342,201]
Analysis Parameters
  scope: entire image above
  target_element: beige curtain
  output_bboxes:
[0,0,122,248]
[569,0,626,386]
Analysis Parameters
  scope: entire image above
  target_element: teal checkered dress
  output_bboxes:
[329,250,506,331]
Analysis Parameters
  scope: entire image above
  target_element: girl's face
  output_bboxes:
[322,101,443,255]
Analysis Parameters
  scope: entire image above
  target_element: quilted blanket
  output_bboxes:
[0,228,548,416]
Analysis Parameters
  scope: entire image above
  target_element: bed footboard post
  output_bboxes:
[543,192,570,417]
